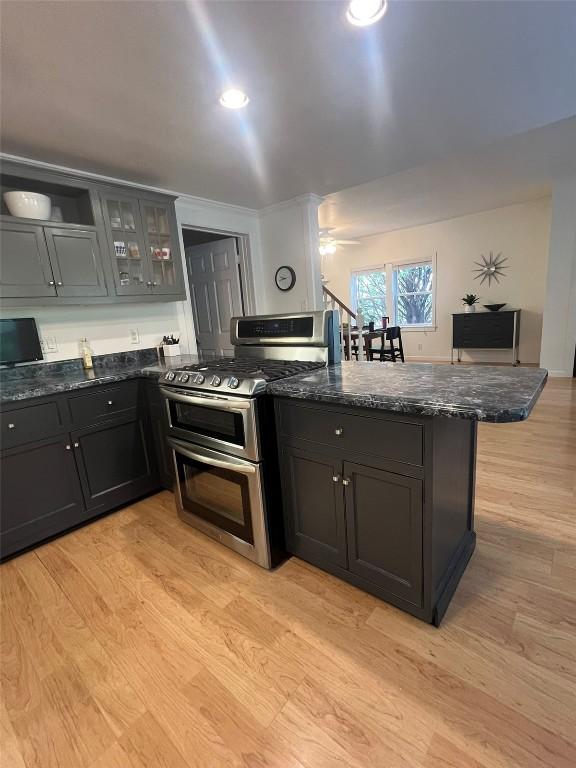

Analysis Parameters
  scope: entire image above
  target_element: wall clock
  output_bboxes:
[472,251,508,286]
[275,265,296,292]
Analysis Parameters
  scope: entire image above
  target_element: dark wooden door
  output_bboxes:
[0,222,56,298]
[72,414,158,514]
[344,462,423,606]
[45,227,108,297]
[0,436,85,559]
[280,444,347,568]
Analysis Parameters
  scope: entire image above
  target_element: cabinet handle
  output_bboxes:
[152,281,157,286]
[334,427,343,436]
[7,423,15,429]
[57,281,63,286]
[147,281,153,287]
[332,475,340,483]
[65,444,71,450]
[342,478,351,486]
[48,280,55,286]
[107,400,113,406]
[73,442,79,448]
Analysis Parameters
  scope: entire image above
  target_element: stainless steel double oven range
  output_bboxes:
[159,310,340,569]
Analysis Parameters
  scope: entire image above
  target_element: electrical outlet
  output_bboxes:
[417,343,423,352]
[130,328,140,344]
[42,336,58,352]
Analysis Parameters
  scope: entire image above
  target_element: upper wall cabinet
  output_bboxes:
[0,161,186,305]
[100,189,185,298]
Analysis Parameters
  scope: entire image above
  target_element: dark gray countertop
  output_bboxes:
[0,349,205,404]
[267,361,548,422]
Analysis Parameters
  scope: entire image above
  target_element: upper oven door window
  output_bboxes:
[169,399,245,445]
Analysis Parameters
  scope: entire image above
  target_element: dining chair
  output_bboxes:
[369,326,405,362]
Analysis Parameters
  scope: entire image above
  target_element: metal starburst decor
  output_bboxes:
[472,251,508,286]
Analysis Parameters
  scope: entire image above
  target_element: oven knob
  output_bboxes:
[165,371,175,381]
[228,377,240,389]
[195,374,205,384]
[210,375,222,387]
[178,373,189,383]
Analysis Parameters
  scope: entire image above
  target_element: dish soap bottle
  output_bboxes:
[80,338,93,370]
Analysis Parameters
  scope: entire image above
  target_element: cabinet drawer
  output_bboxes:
[1,401,64,449]
[278,402,423,466]
[68,381,139,426]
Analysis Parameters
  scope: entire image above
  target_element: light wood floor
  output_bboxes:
[2,378,575,768]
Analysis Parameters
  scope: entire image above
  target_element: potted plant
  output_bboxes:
[462,294,480,313]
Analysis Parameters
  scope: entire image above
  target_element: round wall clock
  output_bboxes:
[275,265,296,291]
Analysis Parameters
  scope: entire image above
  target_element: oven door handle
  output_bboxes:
[159,386,252,411]
[167,438,257,475]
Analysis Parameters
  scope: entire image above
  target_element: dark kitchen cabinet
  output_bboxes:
[72,413,158,513]
[280,444,348,568]
[0,380,162,560]
[0,436,86,559]
[44,227,107,297]
[0,221,57,298]
[344,462,423,606]
[0,159,185,305]
[100,189,186,299]
[275,398,477,625]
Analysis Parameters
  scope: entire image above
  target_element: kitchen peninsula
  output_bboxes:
[269,362,547,625]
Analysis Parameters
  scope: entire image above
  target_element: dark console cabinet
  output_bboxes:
[275,399,477,625]
[452,310,520,365]
[0,380,161,560]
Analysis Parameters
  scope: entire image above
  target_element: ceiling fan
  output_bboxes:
[318,228,361,256]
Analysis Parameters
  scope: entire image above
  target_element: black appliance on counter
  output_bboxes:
[159,310,340,569]
[0,318,43,366]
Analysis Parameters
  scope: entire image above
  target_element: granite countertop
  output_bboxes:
[267,361,548,422]
[0,349,205,404]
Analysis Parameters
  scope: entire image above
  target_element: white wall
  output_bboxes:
[322,199,551,364]
[258,195,323,314]
[540,175,576,376]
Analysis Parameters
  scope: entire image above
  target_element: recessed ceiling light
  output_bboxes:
[219,88,249,109]
[346,0,388,27]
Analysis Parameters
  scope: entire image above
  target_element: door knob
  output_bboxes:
[342,478,351,486]
[334,427,343,436]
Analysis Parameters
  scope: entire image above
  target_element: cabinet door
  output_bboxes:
[280,444,347,568]
[0,222,56,298]
[344,462,423,606]
[45,227,108,297]
[0,437,86,559]
[140,201,185,296]
[72,414,158,514]
[101,193,151,296]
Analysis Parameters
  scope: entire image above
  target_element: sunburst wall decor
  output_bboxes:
[472,251,508,286]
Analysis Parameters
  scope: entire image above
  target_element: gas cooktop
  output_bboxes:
[160,357,325,397]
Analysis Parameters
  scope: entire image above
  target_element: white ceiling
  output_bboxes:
[1,1,576,209]
[319,117,576,239]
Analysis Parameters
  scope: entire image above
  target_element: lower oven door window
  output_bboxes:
[173,442,256,544]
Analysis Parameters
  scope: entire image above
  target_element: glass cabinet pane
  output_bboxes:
[104,195,149,293]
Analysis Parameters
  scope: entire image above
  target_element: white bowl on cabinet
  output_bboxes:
[3,191,52,220]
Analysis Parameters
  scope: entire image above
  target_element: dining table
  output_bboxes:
[343,329,385,361]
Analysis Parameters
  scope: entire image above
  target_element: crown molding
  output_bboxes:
[259,193,325,217]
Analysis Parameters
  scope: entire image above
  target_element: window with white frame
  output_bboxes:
[351,259,434,328]
[393,261,434,327]
[351,269,387,325]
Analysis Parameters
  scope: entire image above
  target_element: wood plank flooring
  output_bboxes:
[1,378,575,767]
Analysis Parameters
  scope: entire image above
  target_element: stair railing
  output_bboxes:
[322,285,356,360]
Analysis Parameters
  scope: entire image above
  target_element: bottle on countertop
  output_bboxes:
[80,337,93,370]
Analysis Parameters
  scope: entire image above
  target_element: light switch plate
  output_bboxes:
[42,336,58,352]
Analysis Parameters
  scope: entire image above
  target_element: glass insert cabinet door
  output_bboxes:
[141,203,177,294]
[102,194,151,295]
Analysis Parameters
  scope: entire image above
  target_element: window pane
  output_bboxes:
[352,270,386,324]
[394,263,433,325]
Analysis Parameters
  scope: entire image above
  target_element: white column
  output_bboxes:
[540,176,576,376]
